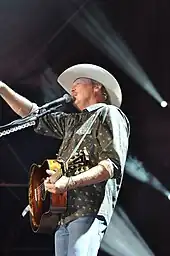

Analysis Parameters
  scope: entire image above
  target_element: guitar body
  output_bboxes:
[28,159,67,234]
[28,148,90,234]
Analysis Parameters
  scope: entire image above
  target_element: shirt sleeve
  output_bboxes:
[34,111,69,139]
[97,105,130,183]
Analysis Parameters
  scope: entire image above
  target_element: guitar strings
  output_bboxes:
[34,182,46,200]
[36,182,45,192]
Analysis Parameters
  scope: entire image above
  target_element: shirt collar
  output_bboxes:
[85,103,107,112]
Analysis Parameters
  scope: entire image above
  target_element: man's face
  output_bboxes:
[71,78,95,110]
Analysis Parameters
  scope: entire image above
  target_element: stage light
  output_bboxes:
[101,206,154,256]
[160,101,168,108]
[126,156,170,201]
[71,5,166,107]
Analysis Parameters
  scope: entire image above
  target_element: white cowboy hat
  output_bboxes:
[57,63,122,107]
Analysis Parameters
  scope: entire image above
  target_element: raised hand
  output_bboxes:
[0,81,7,93]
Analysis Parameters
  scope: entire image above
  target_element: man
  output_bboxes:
[0,63,130,255]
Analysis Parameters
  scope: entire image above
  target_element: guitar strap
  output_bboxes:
[66,106,104,164]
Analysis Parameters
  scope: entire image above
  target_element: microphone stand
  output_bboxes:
[0,104,63,138]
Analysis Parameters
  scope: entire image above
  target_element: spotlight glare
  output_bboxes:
[161,101,168,108]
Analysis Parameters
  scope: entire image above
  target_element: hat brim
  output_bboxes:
[57,64,122,107]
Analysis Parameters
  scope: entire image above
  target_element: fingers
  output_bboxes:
[46,169,56,176]
[45,177,50,182]
[44,179,63,194]
[46,169,58,184]
[44,183,54,189]
[0,81,7,91]
[44,181,56,194]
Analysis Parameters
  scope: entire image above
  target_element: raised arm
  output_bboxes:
[0,81,38,117]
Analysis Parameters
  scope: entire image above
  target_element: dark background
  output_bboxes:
[0,0,170,255]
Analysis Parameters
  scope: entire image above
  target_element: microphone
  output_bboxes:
[40,94,72,109]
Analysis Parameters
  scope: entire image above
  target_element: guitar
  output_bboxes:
[28,147,90,234]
